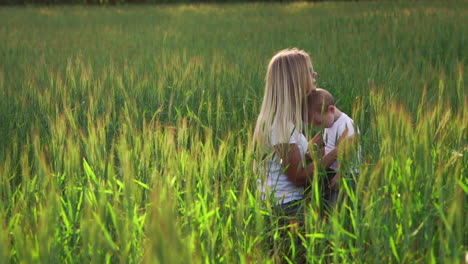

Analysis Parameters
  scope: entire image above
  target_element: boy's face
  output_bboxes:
[308,105,335,128]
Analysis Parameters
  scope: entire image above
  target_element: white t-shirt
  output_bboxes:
[323,112,359,171]
[258,124,309,205]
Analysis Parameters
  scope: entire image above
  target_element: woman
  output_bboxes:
[253,48,340,217]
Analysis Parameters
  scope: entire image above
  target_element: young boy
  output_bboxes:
[304,88,360,206]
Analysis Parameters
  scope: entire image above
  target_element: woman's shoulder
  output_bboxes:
[271,123,306,146]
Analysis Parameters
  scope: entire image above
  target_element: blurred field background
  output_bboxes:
[0,1,467,263]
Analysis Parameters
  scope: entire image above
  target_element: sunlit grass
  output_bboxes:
[0,1,466,263]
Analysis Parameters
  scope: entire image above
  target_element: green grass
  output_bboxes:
[0,1,467,263]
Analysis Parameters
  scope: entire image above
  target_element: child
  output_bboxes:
[304,88,360,206]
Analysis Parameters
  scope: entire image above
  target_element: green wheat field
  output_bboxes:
[0,1,466,263]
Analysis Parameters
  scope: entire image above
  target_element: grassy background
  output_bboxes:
[0,1,466,263]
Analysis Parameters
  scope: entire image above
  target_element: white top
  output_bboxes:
[323,112,359,171]
[258,124,308,205]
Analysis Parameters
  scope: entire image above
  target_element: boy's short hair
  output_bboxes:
[306,88,335,113]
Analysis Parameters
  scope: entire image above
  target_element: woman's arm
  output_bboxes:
[275,143,338,187]
[275,130,352,187]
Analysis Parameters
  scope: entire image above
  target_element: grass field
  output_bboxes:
[0,1,467,263]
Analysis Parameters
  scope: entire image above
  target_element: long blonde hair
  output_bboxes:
[253,48,316,153]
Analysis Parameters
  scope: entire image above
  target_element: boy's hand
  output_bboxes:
[305,151,313,163]
[311,132,322,145]
[309,132,323,152]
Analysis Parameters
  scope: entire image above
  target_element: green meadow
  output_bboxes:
[0,1,466,263]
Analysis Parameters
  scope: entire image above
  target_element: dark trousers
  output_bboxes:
[270,199,305,263]
[322,169,358,210]
[322,170,339,208]
[272,199,304,227]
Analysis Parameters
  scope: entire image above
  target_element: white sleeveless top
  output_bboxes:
[323,113,361,172]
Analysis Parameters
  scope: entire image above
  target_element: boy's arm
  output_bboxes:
[311,131,325,157]
[305,132,323,163]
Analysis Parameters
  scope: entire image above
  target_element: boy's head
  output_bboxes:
[304,88,336,128]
